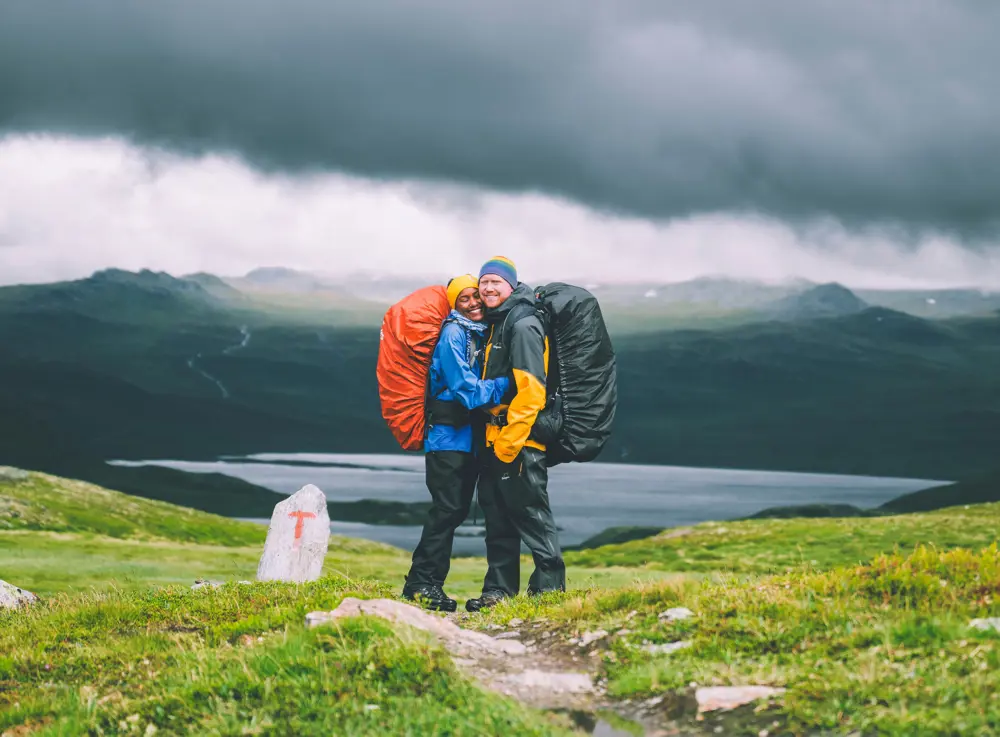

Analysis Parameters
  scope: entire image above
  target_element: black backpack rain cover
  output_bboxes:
[533,283,617,465]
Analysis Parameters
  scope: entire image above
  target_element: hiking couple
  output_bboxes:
[402,256,566,613]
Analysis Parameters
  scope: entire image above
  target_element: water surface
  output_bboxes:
[111,453,944,554]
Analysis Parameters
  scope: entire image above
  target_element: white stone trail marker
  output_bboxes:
[256,484,330,583]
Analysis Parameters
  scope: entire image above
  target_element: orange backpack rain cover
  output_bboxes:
[377,285,451,451]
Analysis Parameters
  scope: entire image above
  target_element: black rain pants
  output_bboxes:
[406,450,478,587]
[478,447,565,596]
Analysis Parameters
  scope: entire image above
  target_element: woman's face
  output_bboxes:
[455,287,485,321]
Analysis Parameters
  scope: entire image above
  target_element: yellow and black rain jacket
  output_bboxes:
[481,283,549,463]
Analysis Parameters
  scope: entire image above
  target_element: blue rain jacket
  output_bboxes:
[425,316,509,453]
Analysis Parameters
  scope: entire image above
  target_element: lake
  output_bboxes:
[109,453,945,555]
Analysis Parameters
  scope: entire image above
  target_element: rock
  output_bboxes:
[256,484,330,583]
[969,618,1000,632]
[498,668,593,694]
[579,629,609,646]
[192,579,226,590]
[641,640,692,656]
[306,598,528,657]
[695,686,785,713]
[0,467,29,482]
[508,618,524,626]
[192,579,252,590]
[0,579,38,609]
[659,607,695,622]
[493,631,521,640]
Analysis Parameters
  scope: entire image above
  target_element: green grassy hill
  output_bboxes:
[3,470,1000,734]
[0,469,409,594]
[565,502,1000,574]
[0,466,264,546]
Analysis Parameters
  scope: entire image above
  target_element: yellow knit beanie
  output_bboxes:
[446,274,479,309]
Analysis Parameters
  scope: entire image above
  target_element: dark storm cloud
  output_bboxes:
[1,0,999,232]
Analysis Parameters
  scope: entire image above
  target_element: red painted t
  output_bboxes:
[289,511,316,540]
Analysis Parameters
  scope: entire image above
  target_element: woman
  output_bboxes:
[402,274,510,611]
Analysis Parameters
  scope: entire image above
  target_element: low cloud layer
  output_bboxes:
[2,1,999,235]
[2,135,998,289]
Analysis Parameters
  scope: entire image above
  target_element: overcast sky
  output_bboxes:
[2,1,999,287]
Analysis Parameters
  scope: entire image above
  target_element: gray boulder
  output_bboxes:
[1,579,38,609]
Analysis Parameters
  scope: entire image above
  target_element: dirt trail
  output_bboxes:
[308,598,597,711]
[306,598,784,736]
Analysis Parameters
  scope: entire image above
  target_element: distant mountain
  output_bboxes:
[182,272,244,299]
[767,283,869,321]
[236,267,331,292]
[0,269,388,486]
[323,273,441,304]
[830,306,959,346]
[221,268,386,322]
[3,268,1000,506]
[859,288,1000,318]
[606,307,1000,480]
[86,268,214,300]
[325,273,807,314]
[0,268,223,322]
[879,470,1000,514]
[591,277,807,309]
[226,270,1000,320]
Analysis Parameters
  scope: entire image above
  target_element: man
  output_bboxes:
[402,274,509,612]
[466,256,566,612]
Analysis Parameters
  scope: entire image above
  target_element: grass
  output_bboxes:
[1,529,670,600]
[605,548,1000,735]
[0,469,675,598]
[0,579,572,736]
[464,545,1000,735]
[5,470,1000,734]
[565,503,1000,574]
[0,469,265,547]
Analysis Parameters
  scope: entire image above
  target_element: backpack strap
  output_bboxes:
[506,297,559,402]
[500,302,546,349]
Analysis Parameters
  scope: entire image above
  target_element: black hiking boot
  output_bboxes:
[402,583,458,612]
[465,589,508,612]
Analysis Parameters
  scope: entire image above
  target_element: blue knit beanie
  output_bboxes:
[478,256,517,288]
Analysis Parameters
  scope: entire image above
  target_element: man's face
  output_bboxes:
[455,287,485,322]
[478,274,513,309]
